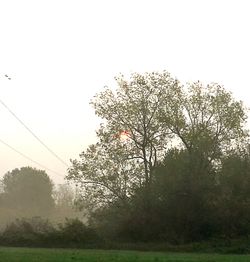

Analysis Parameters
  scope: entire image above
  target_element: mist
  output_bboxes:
[0,167,85,232]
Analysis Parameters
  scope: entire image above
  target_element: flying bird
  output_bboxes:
[5,74,11,80]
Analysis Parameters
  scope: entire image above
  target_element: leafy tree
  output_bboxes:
[160,81,248,173]
[68,71,178,207]
[153,83,248,241]
[68,72,247,203]
[67,71,249,242]
[1,166,54,217]
[90,72,180,185]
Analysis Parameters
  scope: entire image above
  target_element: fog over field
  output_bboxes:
[1,0,250,184]
[0,167,84,231]
[1,0,250,254]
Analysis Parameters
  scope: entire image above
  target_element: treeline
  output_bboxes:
[67,71,250,245]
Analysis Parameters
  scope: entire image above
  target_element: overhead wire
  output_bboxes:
[0,137,65,178]
[0,98,69,168]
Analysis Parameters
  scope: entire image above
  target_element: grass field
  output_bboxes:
[0,248,250,262]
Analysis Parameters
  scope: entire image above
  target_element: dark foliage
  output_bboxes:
[0,217,101,248]
[88,148,250,245]
[67,72,250,248]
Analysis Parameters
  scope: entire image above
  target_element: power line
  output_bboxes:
[0,137,65,178]
[0,98,69,167]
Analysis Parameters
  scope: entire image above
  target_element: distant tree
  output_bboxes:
[53,184,75,209]
[52,184,85,222]
[0,180,3,193]
[1,167,54,217]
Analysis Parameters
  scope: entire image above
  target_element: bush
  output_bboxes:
[0,217,101,248]
[0,217,55,246]
[55,218,101,247]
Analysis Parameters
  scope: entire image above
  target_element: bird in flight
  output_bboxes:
[5,74,11,80]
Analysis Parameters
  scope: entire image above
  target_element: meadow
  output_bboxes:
[0,248,250,262]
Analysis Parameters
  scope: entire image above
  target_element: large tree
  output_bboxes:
[68,71,179,206]
[68,71,248,211]
[91,72,180,185]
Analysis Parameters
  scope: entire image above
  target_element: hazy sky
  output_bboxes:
[1,0,250,184]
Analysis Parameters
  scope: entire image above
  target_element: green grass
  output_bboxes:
[0,247,250,262]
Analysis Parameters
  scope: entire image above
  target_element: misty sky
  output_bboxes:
[1,0,250,184]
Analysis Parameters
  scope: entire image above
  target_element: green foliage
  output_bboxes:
[68,141,139,209]
[151,149,219,242]
[215,150,250,238]
[67,71,249,244]
[56,218,100,246]
[161,82,247,155]
[0,217,55,246]
[0,217,100,248]
[68,71,179,208]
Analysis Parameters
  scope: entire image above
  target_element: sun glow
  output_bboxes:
[119,131,130,141]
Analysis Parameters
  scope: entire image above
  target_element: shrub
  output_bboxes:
[0,217,100,248]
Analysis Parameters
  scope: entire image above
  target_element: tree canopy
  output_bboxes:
[67,71,249,242]
[68,71,247,203]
